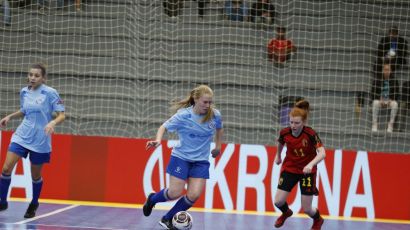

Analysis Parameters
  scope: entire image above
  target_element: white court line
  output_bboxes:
[12,223,126,230]
[14,204,80,224]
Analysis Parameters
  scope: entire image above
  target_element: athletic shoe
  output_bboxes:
[274,209,293,228]
[158,217,176,230]
[24,203,39,218]
[143,192,155,217]
[311,216,324,230]
[0,202,8,211]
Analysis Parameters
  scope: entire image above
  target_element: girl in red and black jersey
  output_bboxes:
[273,100,325,230]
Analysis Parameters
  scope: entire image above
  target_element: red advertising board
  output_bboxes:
[0,131,409,221]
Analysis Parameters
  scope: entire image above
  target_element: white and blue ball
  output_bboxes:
[172,211,193,230]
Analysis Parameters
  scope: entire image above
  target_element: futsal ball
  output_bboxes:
[172,211,193,230]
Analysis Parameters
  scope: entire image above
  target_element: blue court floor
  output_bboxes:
[0,199,408,230]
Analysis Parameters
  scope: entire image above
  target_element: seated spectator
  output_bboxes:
[371,61,400,133]
[224,0,248,22]
[163,0,183,18]
[267,27,297,64]
[375,26,408,72]
[250,0,275,24]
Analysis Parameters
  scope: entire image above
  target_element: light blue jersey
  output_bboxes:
[163,106,223,162]
[11,84,65,153]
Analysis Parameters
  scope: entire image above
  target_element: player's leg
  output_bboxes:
[24,163,44,218]
[301,195,324,230]
[24,151,50,218]
[274,189,292,228]
[145,175,185,215]
[159,178,205,229]
[274,171,298,228]
[162,177,205,221]
[143,156,188,217]
[157,175,186,229]
[159,159,208,229]
[300,173,323,230]
[0,150,21,211]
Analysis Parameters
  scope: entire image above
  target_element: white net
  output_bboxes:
[0,0,409,153]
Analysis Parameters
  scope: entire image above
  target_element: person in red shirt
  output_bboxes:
[267,27,297,64]
[273,100,325,230]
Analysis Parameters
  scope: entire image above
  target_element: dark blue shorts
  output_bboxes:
[8,142,51,165]
[166,155,210,180]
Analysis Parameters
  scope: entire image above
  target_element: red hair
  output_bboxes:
[289,100,310,121]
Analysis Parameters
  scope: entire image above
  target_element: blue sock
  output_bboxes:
[0,173,11,204]
[150,188,171,205]
[163,196,194,220]
[31,178,43,205]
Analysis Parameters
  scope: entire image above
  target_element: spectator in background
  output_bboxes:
[267,27,297,64]
[371,61,400,133]
[250,0,275,24]
[376,26,408,72]
[163,0,184,18]
[3,0,11,26]
[224,0,248,22]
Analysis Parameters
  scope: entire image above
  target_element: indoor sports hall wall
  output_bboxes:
[1,131,409,221]
[1,0,410,153]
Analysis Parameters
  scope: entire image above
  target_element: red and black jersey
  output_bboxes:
[277,126,323,174]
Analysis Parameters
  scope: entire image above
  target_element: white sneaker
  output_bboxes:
[371,123,378,132]
[387,122,393,133]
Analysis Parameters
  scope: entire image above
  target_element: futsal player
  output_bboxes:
[273,100,325,230]
[0,63,65,218]
[143,85,223,229]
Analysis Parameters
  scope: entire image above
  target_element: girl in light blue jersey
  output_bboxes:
[0,63,65,218]
[143,85,223,229]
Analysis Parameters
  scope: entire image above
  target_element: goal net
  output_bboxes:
[0,0,409,153]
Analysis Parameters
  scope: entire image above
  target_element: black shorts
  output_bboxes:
[277,171,319,196]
